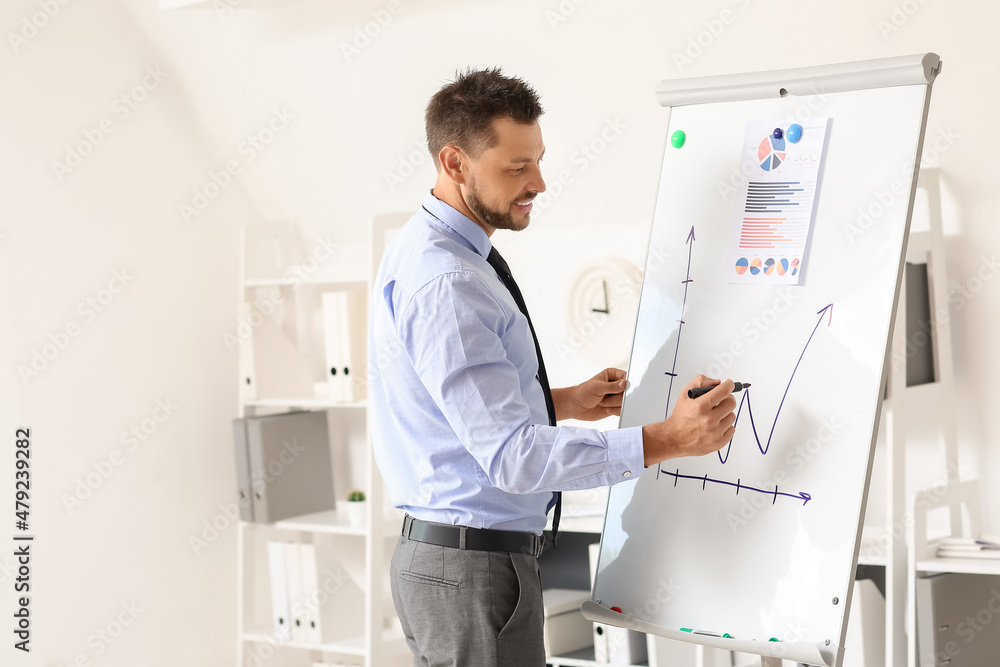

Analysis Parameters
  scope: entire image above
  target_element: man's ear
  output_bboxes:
[438,145,468,185]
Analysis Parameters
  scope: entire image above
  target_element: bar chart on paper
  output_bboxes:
[730,118,831,286]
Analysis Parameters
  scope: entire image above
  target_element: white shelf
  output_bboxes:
[244,397,368,410]
[916,557,1000,576]
[274,509,400,537]
[546,646,648,666]
[244,276,367,290]
[241,625,408,656]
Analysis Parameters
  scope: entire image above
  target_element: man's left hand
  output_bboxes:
[552,368,628,422]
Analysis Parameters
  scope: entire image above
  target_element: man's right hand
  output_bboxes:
[641,375,737,467]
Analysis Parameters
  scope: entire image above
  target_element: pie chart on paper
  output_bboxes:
[758,134,786,171]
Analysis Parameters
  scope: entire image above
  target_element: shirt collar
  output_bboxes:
[421,190,493,259]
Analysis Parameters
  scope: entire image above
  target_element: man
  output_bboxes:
[369,67,737,666]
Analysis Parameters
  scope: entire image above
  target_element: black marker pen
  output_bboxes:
[688,382,751,399]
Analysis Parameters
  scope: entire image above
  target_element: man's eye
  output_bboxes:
[510,168,524,173]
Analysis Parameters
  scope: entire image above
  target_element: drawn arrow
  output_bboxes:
[660,468,812,505]
[718,303,834,464]
[663,226,696,418]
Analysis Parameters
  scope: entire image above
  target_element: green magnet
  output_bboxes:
[670,130,686,148]
[769,637,780,642]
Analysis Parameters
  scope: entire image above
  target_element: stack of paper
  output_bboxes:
[936,536,1000,559]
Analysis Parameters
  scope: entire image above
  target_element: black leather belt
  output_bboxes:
[402,514,544,558]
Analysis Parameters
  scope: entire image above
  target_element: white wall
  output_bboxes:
[2,0,998,664]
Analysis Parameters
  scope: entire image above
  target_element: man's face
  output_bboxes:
[463,116,546,233]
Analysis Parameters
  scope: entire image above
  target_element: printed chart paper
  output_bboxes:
[728,118,830,285]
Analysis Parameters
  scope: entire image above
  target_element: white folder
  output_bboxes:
[284,542,308,642]
[237,302,258,402]
[321,292,353,402]
[299,543,321,643]
[267,541,291,639]
[299,541,358,644]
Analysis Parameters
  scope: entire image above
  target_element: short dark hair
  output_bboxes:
[425,67,544,168]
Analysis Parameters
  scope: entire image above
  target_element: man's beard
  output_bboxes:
[467,175,533,232]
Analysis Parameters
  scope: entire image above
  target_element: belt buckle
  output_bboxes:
[533,534,544,558]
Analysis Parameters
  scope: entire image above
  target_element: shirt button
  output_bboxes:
[623,471,632,478]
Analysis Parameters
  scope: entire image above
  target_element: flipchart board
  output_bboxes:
[584,54,941,667]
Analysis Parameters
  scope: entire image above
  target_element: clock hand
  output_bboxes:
[592,279,610,314]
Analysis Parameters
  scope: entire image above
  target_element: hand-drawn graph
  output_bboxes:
[662,225,696,419]
[658,226,828,506]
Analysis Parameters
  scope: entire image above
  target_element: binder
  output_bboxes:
[232,419,254,522]
[297,541,361,644]
[236,302,258,402]
[593,622,609,663]
[594,623,646,664]
[321,292,353,402]
[267,541,291,639]
[844,578,884,667]
[299,543,321,643]
[285,542,308,642]
[233,410,335,524]
[916,573,1000,666]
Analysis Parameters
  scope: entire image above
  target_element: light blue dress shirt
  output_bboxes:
[368,191,645,534]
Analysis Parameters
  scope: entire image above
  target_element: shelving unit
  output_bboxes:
[233,221,408,667]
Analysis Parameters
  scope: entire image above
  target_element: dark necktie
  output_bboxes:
[486,247,561,544]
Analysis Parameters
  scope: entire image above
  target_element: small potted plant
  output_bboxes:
[345,489,366,526]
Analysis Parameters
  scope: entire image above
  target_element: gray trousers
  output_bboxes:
[390,533,546,666]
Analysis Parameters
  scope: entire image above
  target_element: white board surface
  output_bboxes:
[591,62,936,665]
